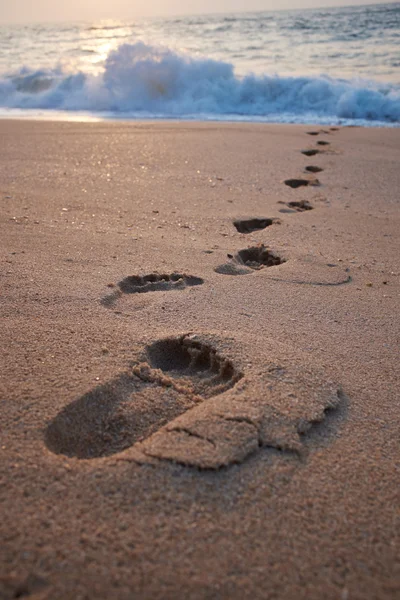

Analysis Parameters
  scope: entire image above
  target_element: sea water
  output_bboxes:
[0,2,399,125]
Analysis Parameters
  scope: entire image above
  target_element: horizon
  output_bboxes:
[0,0,398,25]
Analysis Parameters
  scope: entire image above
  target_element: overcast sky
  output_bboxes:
[0,0,394,24]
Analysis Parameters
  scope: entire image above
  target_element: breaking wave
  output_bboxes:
[0,42,399,124]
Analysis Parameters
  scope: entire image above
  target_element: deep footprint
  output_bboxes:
[317,141,330,146]
[301,149,320,157]
[284,178,319,188]
[305,165,324,173]
[233,217,279,234]
[237,246,285,269]
[45,335,242,459]
[101,272,204,306]
[146,337,238,396]
[215,245,286,275]
[45,335,348,470]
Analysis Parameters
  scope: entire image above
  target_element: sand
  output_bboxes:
[0,120,399,599]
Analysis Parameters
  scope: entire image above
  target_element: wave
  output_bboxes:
[87,24,130,31]
[0,42,399,124]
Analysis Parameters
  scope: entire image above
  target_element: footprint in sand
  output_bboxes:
[215,243,350,286]
[101,272,204,307]
[45,333,347,469]
[45,335,241,460]
[301,149,320,157]
[278,199,314,213]
[306,129,332,136]
[305,165,324,173]
[215,245,286,275]
[317,140,330,146]
[284,178,320,189]
[233,217,280,234]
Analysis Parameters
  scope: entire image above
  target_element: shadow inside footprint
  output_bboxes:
[301,149,320,156]
[317,141,330,146]
[287,200,314,212]
[278,200,314,213]
[119,273,203,294]
[288,200,313,211]
[237,246,285,269]
[146,336,239,396]
[45,336,242,459]
[284,178,319,188]
[215,245,286,275]
[233,217,279,233]
[305,165,324,173]
[101,272,204,307]
[306,131,320,136]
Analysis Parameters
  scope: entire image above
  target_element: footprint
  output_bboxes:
[233,217,280,234]
[288,200,314,211]
[278,200,314,213]
[215,245,286,275]
[284,178,320,189]
[45,335,242,459]
[254,243,350,285]
[45,333,348,469]
[101,272,204,307]
[118,273,203,294]
[330,127,339,131]
[305,165,324,173]
[140,340,348,469]
[317,141,330,146]
[301,149,320,157]
[217,244,350,286]
[146,337,238,395]
[306,131,320,136]
[236,246,285,269]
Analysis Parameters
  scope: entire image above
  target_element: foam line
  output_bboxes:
[1,42,399,124]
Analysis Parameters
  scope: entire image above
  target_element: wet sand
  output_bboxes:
[0,120,399,599]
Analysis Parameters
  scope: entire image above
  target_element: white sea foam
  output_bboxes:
[0,42,399,124]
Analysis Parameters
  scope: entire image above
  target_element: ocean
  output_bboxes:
[0,2,399,125]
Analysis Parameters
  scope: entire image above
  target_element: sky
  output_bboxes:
[0,0,395,24]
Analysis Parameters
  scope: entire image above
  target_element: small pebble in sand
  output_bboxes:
[366,282,373,287]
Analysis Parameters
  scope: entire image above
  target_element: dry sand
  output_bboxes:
[0,120,399,599]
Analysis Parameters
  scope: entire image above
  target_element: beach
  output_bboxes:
[0,119,399,599]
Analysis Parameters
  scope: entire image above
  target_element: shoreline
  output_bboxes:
[1,120,399,599]
[1,111,399,128]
